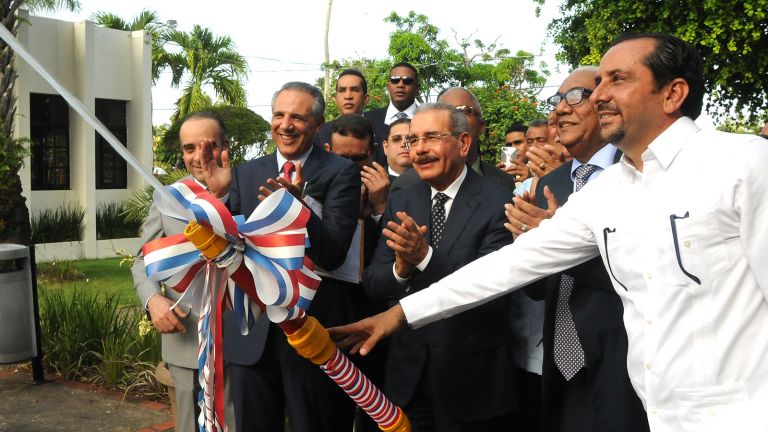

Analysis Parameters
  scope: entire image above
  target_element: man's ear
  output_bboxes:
[457,132,472,158]
[663,78,689,115]
[324,142,331,152]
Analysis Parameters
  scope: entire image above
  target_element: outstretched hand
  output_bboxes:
[504,186,559,240]
[199,140,231,198]
[328,304,407,356]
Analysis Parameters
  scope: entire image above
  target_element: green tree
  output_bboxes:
[158,104,270,168]
[539,0,768,121]
[156,25,249,122]
[89,9,168,83]
[0,0,80,245]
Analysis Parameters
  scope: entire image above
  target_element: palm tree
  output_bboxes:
[0,0,80,245]
[89,9,168,82]
[157,25,248,122]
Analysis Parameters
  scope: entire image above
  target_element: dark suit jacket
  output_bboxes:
[363,107,389,149]
[363,169,518,423]
[222,147,361,365]
[533,154,649,432]
[390,160,516,195]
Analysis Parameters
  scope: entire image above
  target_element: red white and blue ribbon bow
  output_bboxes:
[141,179,321,432]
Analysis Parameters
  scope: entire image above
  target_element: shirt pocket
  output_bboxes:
[673,381,749,431]
[669,211,730,285]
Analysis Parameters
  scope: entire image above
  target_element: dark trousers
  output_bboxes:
[228,324,355,432]
[515,368,542,432]
[545,368,594,432]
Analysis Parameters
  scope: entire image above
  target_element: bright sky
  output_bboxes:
[40,0,715,129]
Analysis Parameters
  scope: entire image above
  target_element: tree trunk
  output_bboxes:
[0,0,32,245]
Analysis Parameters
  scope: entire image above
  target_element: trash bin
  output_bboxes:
[0,244,44,381]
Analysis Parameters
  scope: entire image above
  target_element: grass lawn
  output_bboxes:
[37,257,139,307]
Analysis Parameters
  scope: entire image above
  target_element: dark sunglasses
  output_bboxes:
[390,76,415,85]
[454,105,478,116]
[547,87,593,108]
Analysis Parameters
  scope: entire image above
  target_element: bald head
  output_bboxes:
[437,87,485,163]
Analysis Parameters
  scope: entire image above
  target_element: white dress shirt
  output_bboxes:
[384,101,418,125]
[400,117,768,431]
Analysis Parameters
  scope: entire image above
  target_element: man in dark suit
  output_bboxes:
[202,82,361,432]
[133,112,236,431]
[363,103,518,431]
[364,61,420,150]
[506,68,649,432]
[382,117,412,181]
[391,87,516,194]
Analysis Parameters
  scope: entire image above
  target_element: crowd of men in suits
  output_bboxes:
[134,31,768,432]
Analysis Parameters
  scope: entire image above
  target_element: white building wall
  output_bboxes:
[14,13,153,260]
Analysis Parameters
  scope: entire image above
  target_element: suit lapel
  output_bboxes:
[437,170,482,252]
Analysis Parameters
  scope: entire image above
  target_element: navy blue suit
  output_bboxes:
[224,147,361,432]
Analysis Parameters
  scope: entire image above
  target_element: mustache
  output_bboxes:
[413,155,439,164]
[597,102,620,113]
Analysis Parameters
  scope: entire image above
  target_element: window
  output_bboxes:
[95,99,128,189]
[30,93,70,190]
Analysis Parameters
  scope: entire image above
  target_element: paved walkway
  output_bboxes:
[0,364,173,432]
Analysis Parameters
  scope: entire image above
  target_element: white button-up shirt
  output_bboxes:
[400,117,768,431]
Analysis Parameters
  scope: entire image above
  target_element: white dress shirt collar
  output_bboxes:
[387,166,401,177]
[570,143,618,188]
[275,145,313,177]
[385,101,418,125]
[619,116,699,182]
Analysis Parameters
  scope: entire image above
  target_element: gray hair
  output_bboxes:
[415,102,470,135]
[271,82,326,121]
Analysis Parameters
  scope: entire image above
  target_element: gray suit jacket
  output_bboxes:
[132,199,199,369]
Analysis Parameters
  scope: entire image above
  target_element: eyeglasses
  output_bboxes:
[388,135,407,145]
[404,132,456,149]
[454,105,478,116]
[546,87,593,108]
[390,76,415,85]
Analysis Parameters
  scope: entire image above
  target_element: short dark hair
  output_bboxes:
[181,111,228,144]
[505,124,528,135]
[528,119,548,129]
[389,117,411,132]
[390,61,419,83]
[610,32,705,119]
[272,82,325,121]
[329,114,375,151]
[337,69,367,94]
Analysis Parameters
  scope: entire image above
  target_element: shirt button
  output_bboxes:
[684,240,692,248]
[645,363,652,370]
[650,409,657,416]
[646,320,653,325]
[646,273,653,280]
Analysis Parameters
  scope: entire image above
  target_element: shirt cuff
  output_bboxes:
[392,265,410,284]
[416,246,433,271]
[218,192,229,204]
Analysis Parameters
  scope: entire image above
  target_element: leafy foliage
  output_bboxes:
[156,25,249,122]
[474,87,544,162]
[96,202,142,240]
[122,168,189,225]
[542,0,768,121]
[31,203,85,243]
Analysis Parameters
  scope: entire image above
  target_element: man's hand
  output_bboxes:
[496,161,531,182]
[199,139,231,198]
[259,161,305,202]
[146,294,189,334]
[361,162,390,216]
[504,187,559,240]
[527,144,566,178]
[328,304,407,356]
[383,211,429,278]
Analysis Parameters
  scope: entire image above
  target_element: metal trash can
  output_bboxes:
[0,244,44,381]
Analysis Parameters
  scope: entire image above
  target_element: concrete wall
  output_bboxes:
[14,14,153,260]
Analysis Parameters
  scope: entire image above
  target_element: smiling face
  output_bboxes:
[271,89,321,160]
[591,38,670,157]
[409,109,470,191]
[179,118,226,183]
[383,121,412,174]
[387,66,419,111]
[334,74,368,115]
[554,69,603,163]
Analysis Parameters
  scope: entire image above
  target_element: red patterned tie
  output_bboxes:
[281,161,295,181]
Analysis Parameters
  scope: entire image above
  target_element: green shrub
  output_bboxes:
[36,259,86,284]
[96,202,141,239]
[39,286,164,397]
[31,203,84,243]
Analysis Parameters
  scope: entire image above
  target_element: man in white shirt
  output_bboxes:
[364,62,419,151]
[330,33,768,432]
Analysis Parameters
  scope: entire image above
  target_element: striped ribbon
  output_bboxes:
[142,179,320,432]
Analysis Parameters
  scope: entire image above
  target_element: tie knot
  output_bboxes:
[573,164,597,191]
[433,192,449,206]
[281,161,295,179]
[395,112,408,120]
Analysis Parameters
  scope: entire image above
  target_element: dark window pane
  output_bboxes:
[95,99,128,189]
[30,93,69,190]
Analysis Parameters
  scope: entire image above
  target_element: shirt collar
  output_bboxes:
[387,166,401,177]
[618,116,699,181]
[276,144,313,173]
[385,101,418,125]
[430,165,468,201]
[570,143,618,182]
